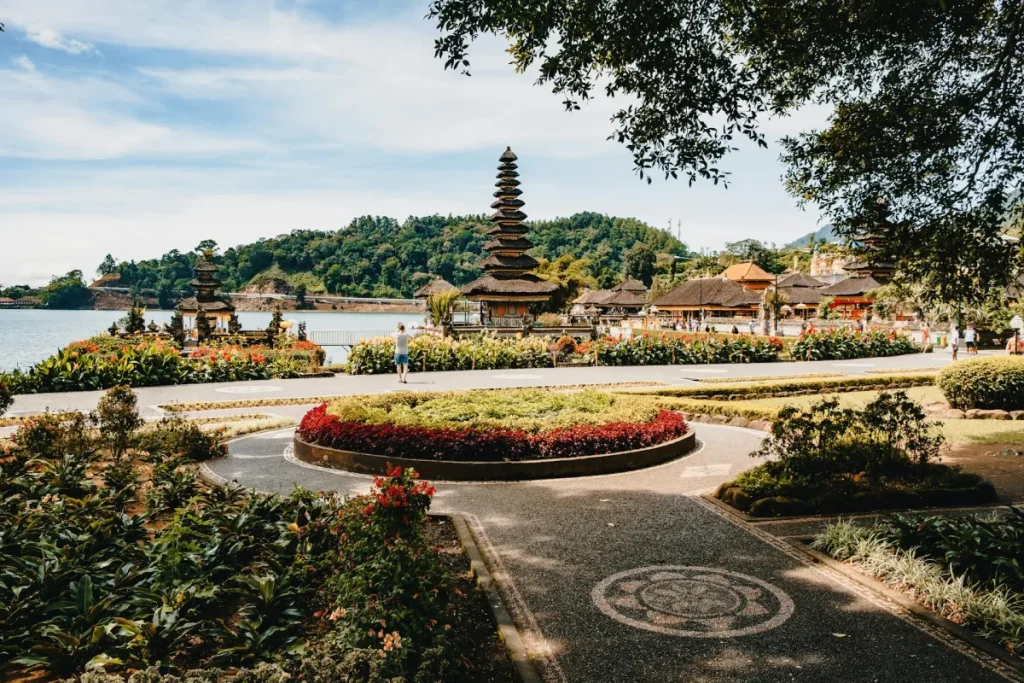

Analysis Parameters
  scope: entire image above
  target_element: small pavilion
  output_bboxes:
[460,147,556,324]
[413,278,457,299]
[178,258,236,334]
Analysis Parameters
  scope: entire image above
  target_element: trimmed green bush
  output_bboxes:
[938,356,1024,410]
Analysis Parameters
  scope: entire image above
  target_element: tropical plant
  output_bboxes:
[96,385,144,461]
[426,289,462,331]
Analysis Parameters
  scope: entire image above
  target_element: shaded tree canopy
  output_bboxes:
[428,0,1024,303]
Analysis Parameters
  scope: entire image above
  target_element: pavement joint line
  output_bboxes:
[450,514,544,683]
[457,511,570,683]
[688,494,1024,682]
[782,535,1024,679]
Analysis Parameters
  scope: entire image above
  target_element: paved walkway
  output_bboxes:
[208,421,1022,683]
[9,351,958,417]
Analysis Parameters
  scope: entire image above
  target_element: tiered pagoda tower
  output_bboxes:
[461,147,556,322]
[178,257,236,334]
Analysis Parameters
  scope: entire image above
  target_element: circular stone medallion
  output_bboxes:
[214,385,282,394]
[592,566,794,637]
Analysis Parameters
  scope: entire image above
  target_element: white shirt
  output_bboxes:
[964,329,976,342]
[394,332,409,355]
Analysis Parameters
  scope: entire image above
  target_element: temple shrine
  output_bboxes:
[460,147,556,325]
[178,258,236,334]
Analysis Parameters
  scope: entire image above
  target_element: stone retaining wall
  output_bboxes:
[293,430,697,482]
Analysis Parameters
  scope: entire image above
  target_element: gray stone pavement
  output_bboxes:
[207,422,1022,683]
[9,350,958,417]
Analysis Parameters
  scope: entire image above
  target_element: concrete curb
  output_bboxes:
[450,514,544,683]
[700,491,1007,523]
[782,535,1024,677]
[294,430,697,482]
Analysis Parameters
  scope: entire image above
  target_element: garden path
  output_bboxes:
[208,420,1022,683]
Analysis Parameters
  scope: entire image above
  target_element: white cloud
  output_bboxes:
[12,54,35,71]
[25,27,95,54]
[0,62,267,160]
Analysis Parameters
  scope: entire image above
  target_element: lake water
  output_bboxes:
[0,309,421,371]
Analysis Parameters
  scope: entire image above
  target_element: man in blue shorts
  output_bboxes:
[394,323,410,383]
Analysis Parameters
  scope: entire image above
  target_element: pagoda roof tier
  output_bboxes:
[193,261,219,273]
[486,224,530,237]
[490,198,526,209]
[489,209,528,222]
[493,187,523,197]
[461,274,558,297]
[178,297,235,312]
[499,147,518,162]
[481,253,541,270]
[496,169,520,178]
[484,237,535,251]
[495,178,521,188]
[188,278,223,290]
[498,162,518,171]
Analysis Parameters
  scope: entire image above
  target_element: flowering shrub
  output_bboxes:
[324,466,461,680]
[594,332,784,365]
[347,332,784,374]
[299,403,688,461]
[2,336,325,393]
[789,328,919,360]
[348,333,551,374]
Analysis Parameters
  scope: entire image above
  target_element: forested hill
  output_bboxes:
[105,212,686,301]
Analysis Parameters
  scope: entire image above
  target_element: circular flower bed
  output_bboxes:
[297,389,689,462]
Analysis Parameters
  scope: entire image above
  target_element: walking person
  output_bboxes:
[747,319,756,335]
[964,324,978,356]
[394,322,410,383]
[949,321,960,361]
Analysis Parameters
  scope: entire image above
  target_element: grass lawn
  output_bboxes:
[676,386,1024,445]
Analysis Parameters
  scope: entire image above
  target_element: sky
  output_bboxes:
[0,0,829,287]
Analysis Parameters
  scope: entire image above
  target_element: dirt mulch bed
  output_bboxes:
[943,444,1024,503]
[425,516,519,683]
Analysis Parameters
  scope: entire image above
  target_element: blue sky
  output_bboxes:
[0,0,828,286]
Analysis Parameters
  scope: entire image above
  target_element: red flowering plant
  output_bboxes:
[298,404,688,462]
[322,465,463,676]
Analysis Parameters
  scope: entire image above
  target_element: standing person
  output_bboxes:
[748,319,756,335]
[949,321,960,361]
[964,324,978,355]
[394,323,410,383]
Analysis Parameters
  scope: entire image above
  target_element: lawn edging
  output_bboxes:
[781,535,1024,676]
[450,514,543,683]
[293,430,697,481]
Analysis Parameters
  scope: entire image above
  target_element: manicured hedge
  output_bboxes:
[938,356,1024,410]
[298,403,688,461]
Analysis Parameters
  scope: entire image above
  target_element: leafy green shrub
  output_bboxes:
[348,333,552,374]
[716,392,992,516]
[147,458,200,512]
[938,356,1024,410]
[96,385,144,461]
[0,378,11,416]
[136,416,227,462]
